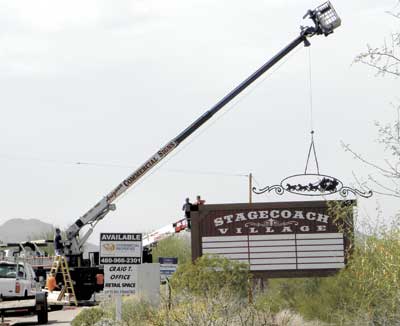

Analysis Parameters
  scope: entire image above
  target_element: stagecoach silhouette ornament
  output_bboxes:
[253,131,373,198]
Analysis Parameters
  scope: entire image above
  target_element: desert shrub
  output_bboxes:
[153,293,320,326]
[94,319,120,326]
[330,227,400,325]
[119,297,156,326]
[170,254,250,298]
[255,217,400,325]
[74,297,156,326]
[72,307,109,326]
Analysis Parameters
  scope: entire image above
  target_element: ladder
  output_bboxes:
[48,256,78,306]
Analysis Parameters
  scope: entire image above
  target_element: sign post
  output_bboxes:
[159,257,177,310]
[100,233,142,321]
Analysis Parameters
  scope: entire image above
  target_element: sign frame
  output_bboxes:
[191,200,354,278]
[100,233,142,296]
[159,257,178,282]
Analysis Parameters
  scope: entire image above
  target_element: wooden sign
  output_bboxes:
[191,200,354,277]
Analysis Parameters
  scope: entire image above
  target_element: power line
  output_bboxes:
[1,45,303,202]
[163,168,248,177]
[0,153,248,177]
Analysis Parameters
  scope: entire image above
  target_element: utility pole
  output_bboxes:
[249,173,253,204]
[248,172,253,304]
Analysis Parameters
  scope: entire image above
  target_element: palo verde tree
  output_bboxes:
[343,2,400,198]
[354,3,400,77]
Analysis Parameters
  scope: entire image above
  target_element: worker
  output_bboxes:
[143,247,153,263]
[54,228,64,256]
[182,197,193,228]
[196,195,205,205]
[93,273,104,301]
[95,273,104,291]
[46,273,57,292]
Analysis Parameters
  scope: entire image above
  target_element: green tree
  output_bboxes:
[151,234,191,265]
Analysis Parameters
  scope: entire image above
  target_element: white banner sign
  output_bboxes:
[100,233,142,296]
[100,233,142,265]
[104,265,137,295]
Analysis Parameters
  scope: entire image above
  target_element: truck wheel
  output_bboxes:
[36,292,49,324]
[37,299,48,324]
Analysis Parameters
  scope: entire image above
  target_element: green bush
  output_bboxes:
[151,235,191,265]
[93,293,315,326]
[255,218,400,325]
[119,297,156,326]
[170,254,250,298]
[154,294,276,326]
[72,307,108,326]
[73,297,156,326]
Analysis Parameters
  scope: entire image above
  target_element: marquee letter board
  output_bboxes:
[191,200,354,278]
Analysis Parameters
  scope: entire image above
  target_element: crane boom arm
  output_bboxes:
[65,2,341,256]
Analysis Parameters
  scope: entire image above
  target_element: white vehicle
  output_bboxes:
[0,241,49,260]
[142,218,188,248]
[0,261,37,298]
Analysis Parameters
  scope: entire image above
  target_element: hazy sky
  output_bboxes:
[0,0,398,243]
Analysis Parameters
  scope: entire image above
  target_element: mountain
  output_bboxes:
[0,218,99,257]
[0,218,54,243]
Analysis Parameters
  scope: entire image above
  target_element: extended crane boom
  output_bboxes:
[65,2,341,261]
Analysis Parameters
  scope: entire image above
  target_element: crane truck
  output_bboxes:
[55,2,341,300]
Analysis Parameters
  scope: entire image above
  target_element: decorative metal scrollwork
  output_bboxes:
[253,185,284,195]
[253,174,373,198]
[253,131,373,199]
[339,186,372,198]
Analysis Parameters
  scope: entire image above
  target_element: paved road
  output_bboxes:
[3,307,82,325]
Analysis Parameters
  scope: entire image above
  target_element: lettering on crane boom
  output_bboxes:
[106,141,176,203]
